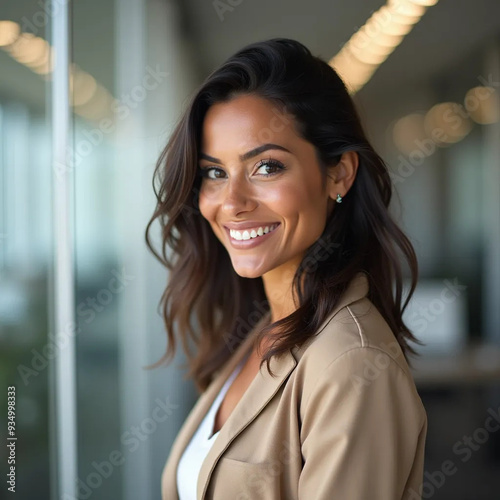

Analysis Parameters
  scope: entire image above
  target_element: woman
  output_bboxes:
[146,38,427,500]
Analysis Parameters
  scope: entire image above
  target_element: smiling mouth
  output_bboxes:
[228,223,280,241]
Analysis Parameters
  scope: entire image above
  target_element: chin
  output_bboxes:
[232,268,264,279]
[229,261,267,279]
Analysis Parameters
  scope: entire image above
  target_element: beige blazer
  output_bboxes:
[161,271,427,499]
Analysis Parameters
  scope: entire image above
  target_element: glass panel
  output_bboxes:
[0,5,52,499]
[71,1,198,499]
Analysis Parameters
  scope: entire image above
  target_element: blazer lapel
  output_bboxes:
[162,271,369,499]
[197,338,298,499]
[162,311,272,499]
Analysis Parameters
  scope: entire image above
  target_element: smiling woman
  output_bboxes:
[145,38,427,500]
[196,94,358,290]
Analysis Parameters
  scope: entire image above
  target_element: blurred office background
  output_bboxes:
[0,0,499,499]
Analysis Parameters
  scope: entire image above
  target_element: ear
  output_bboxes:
[326,151,359,202]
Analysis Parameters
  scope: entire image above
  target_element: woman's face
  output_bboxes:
[197,93,337,279]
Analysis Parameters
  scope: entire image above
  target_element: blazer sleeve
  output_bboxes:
[298,346,427,500]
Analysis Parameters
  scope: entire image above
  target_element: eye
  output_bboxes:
[197,166,225,180]
[197,158,286,181]
[255,158,286,176]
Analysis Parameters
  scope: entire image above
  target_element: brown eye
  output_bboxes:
[198,167,225,180]
[255,158,286,176]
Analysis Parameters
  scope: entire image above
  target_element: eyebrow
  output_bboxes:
[199,143,292,164]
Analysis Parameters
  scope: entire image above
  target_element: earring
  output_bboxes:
[336,193,343,204]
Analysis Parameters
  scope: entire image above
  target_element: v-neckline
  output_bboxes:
[208,351,251,439]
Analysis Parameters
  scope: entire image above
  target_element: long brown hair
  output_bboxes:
[145,38,422,393]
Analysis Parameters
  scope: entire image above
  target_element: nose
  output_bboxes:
[221,174,258,216]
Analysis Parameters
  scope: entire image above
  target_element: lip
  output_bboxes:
[224,223,281,249]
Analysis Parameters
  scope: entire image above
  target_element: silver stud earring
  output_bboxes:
[336,193,343,204]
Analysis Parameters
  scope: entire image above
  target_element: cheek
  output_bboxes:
[270,181,321,217]
[198,189,216,222]
[198,194,223,242]
[276,181,328,244]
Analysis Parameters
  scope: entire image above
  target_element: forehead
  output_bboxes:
[200,94,298,152]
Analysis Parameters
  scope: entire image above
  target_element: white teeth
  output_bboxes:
[230,224,278,241]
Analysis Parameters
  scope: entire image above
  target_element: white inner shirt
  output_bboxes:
[177,356,248,500]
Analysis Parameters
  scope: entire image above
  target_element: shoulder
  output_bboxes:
[295,296,411,378]
[291,295,425,422]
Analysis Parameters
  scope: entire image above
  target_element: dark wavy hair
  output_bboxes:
[145,37,422,393]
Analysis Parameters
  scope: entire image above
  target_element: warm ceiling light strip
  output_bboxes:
[330,0,440,94]
[0,19,112,121]
[392,85,500,156]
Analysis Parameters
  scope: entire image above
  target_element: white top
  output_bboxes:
[177,356,247,500]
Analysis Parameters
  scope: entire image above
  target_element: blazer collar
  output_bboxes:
[163,271,369,499]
